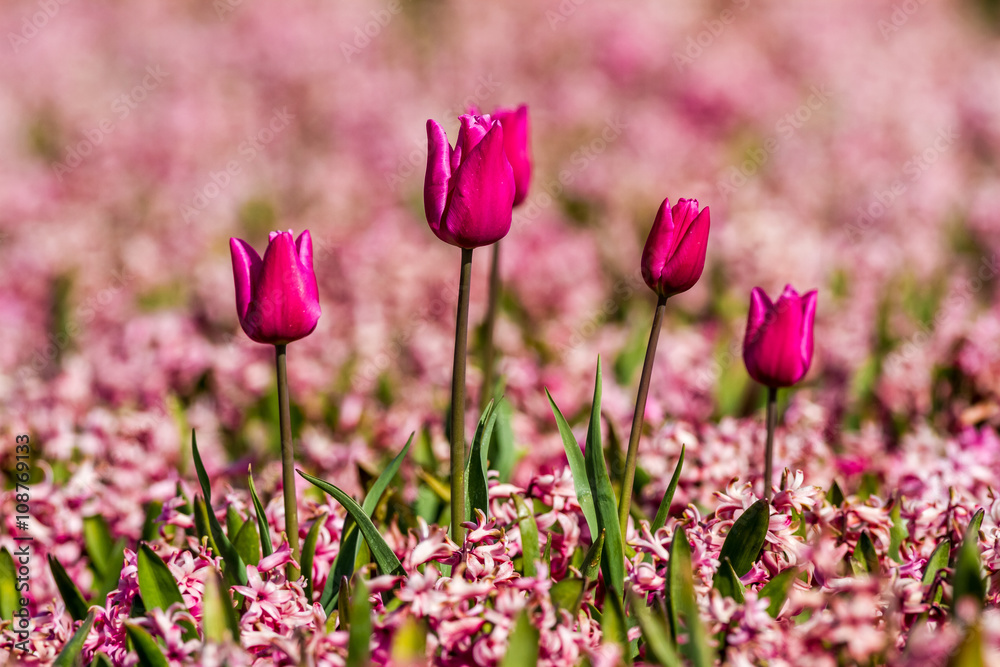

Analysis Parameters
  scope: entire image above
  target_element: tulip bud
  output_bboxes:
[490,105,531,206]
[424,114,515,249]
[743,285,818,388]
[640,198,711,298]
[230,230,321,345]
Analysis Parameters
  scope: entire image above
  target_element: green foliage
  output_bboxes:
[583,358,625,602]
[923,539,951,603]
[628,591,681,667]
[466,401,498,521]
[191,431,247,586]
[651,445,685,533]
[125,623,169,667]
[515,496,540,577]
[201,571,240,642]
[52,612,95,667]
[489,399,518,483]
[301,513,327,601]
[500,610,540,667]
[247,465,274,559]
[717,499,769,578]
[545,388,598,536]
[48,555,89,622]
[713,558,746,603]
[136,544,197,641]
[233,518,261,567]
[952,509,986,613]
[888,497,908,564]
[346,578,372,667]
[668,527,711,667]
[0,548,19,620]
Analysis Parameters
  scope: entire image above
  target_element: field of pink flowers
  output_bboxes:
[4,0,1000,665]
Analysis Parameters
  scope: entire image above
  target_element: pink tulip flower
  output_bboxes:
[640,198,711,298]
[743,284,818,387]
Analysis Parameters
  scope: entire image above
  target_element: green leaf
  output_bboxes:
[346,578,371,667]
[948,623,984,667]
[192,496,220,555]
[826,480,845,507]
[582,358,625,601]
[226,505,245,539]
[551,578,585,612]
[324,435,413,611]
[141,500,163,543]
[490,399,518,483]
[718,499,769,577]
[922,539,951,603]
[466,402,498,522]
[713,558,746,603]
[301,513,327,601]
[136,544,197,642]
[201,571,240,642]
[52,611,95,667]
[888,497,908,564]
[298,470,404,577]
[952,511,986,613]
[390,616,427,664]
[514,496,540,578]
[855,531,879,575]
[91,653,114,667]
[0,547,19,620]
[628,591,681,667]
[545,388,598,536]
[500,610,540,667]
[247,465,274,559]
[583,530,605,582]
[602,587,631,665]
[48,555,89,621]
[233,518,261,567]
[125,623,169,667]
[83,515,114,578]
[758,567,797,617]
[668,527,711,667]
[192,432,247,586]
[651,445,685,533]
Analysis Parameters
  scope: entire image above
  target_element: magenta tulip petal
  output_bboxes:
[424,119,453,235]
[493,105,531,206]
[230,230,321,345]
[743,284,817,388]
[423,115,515,249]
[641,198,710,298]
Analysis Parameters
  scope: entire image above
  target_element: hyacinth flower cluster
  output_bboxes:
[7,85,1000,667]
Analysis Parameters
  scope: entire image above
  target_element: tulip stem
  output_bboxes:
[480,242,502,412]
[275,343,300,580]
[617,294,667,537]
[450,248,474,543]
[764,386,778,501]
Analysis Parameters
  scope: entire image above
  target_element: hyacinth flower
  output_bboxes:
[618,197,710,535]
[425,113,515,541]
[743,284,817,500]
[478,104,531,412]
[230,229,321,577]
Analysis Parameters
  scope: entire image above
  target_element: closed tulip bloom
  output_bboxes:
[230,230,321,345]
[641,198,711,298]
[490,105,531,206]
[424,114,515,249]
[743,285,818,388]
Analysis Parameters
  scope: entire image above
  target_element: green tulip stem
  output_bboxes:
[764,386,778,501]
[275,343,300,580]
[617,293,667,537]
[450,248,474,543]
[480,241,502,413]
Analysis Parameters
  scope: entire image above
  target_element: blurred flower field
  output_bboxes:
[4,0,1000,664]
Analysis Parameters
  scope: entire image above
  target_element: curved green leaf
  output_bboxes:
[125,623,168,667]
[302,513,327,601]
[233,518,261,567]
[718,499,769,577]
[52,611,95,667]
[953,511,986,613]
[545,388,598,536]
[713,558,746,603]
[651,445,685,533]
[582,359,625,601]
[922,539,951,595]
[137,544,185,613]
[758,567,797,617]
[668,527,711,667]
[0,547,19,620]
[201,571,239,642]
[501,610,540,667]
[628,590,681,667]
[514,496,540,577]
[297,470,404,576]
[48,555,88,621]
[247,465,274,559]
[346,578,372,667]
[466,401,498,521]
[192,432,247,586]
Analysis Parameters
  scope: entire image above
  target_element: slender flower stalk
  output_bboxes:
[764,386,778,501]
[617,197,710,533]
[450,248,474,542]
[479,242,502,412]
[617,294,666,535]
[275,344,300,579]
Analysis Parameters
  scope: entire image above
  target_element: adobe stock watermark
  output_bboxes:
[384,75,502,192]
[51,66,168,180]
[8,0,71,53]
[340,0,404,62]
[878,0,929,39]
[844,126,958,244]
[18,269,134,382]
[672,0,752,71]
[512,115,628,231]
[214,0,242,20]
[884,253,998,375]
[546,0,588,30]
[179,108,294,223]
[716,85,831,200]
